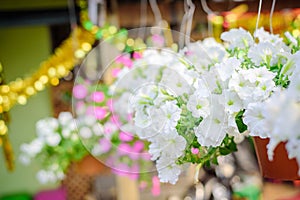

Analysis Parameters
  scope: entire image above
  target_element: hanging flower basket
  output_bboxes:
[63,154,110,200]
[73,154,109,176]
[253,137,300,180]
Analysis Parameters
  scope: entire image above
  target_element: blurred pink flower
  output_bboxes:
[119,131,134,142]
[133,141,144,152]
[112,68,121,77]
[91,91,105,102]
[99,138,112,153]
[118,143,132,156]
[133,52,142,59]
[116,55,133,68]
[73,84,88,99]
[94,107,107,120]
[151,176,161,196]
[191,147,199,155]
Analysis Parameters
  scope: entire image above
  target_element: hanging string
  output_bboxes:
[269,0,276,34]
[179,1,189,49]
[68,0,80,53]
[68,0,78,31]
[138,0,148,40]
[185,0,195,46]
[200,0,214,37]
[149,0,162,27]
[255,0,263,34]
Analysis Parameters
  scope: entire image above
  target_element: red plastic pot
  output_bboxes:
[253,137,300,180]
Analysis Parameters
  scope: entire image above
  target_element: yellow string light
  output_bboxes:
[0,27,95,113]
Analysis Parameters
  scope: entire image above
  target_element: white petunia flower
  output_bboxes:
[45,134,61,147]
[149,130,187,161]
[160,100,182,131]
[156,157,183,184]
[243,102,269,138]
[182,39,227,73]
[195,98,227,147]
[58,112,73,126]
[228,68,276,105]
[284,31,298,46]
[62,128,72,139]
[92,124,104,136]
[79,126,93,139]
[248,42,280,66]
[36,118,59,138]
[20,138,44,157]
[187,93,210,118]
[19,154,31,165]
[36,170,57,184]
[221,28,254,50]
[160,68,192,96]
[134,106,153,128]
[215,57,241,81]
[254,28,282,44]
[281,51,300,77]
[221,90,243,114]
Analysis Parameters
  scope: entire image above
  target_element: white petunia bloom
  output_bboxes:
[58,112,73,126]
[160,101,182,131]
[281,51,300,77]
[45,134,61,147]
[79,126,93,139]
[288,70,300,101]
[134,106,153,128]
[156,157,183,184]
[160,68,192,96]
[195,97,227,147]
[228,67,276,105]
[36,118,59,138]
[215,57,241,82]
[36,170,58,184]
[187,93,210,118]
[254,28,282,44]
[134,101,181,135]
[20,138,44,157]
[284,31,298,46]
[228,70,253,100]
[221,28,254,50]
[243,102,269,138]
[221,90,243,114]
[248,42,280,66]
[149,130,186,161]
[182,38,227,73]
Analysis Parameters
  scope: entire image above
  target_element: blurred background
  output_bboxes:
[0,0,300,199]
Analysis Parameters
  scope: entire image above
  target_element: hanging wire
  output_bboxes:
[138,0,148,40]
[98,0,107,27]
[200,0,214,37]
[149,0,162,26]
[255,0,263,34]
[179,0,189,49]
[269,0,276,34]
[68,0,78,31]
[185,0,195,46]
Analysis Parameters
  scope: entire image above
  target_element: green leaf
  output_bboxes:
[219,147,231,155]
[235,110,248,133]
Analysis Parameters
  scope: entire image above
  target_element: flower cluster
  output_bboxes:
[72,54,160,192]
[244,44,300,176]
[19,112,99,183]
[109,28,300,184]
[73,79,154,181]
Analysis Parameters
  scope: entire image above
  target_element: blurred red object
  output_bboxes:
[34,187,66,200]
[253,137,300,180]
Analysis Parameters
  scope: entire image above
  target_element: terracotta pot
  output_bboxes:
[63,155,110,200]
[253,137,300,180]
[74,154,110,176]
